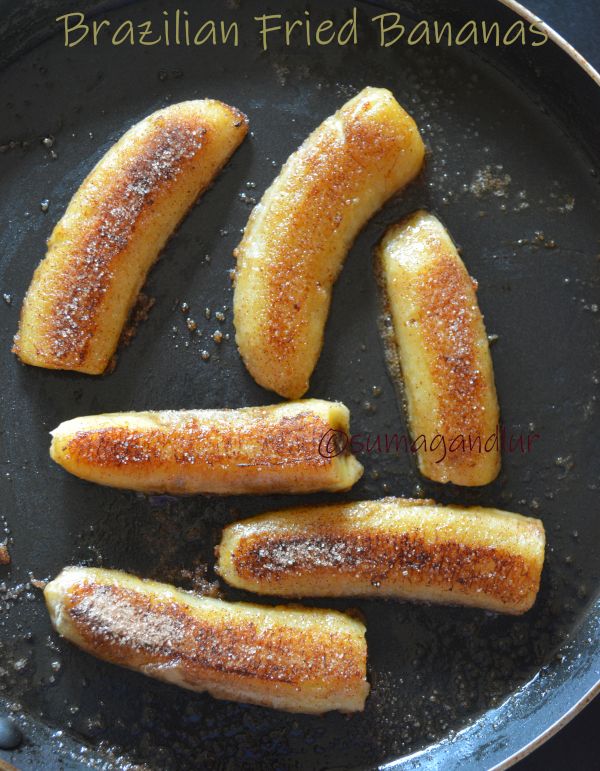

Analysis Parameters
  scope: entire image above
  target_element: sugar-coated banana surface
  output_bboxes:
[234,86,425,399]
[49,399,363,495]
[14,99,248,374]
[378,210,500,486]
[217,497,545,615]
[44,567,369,714]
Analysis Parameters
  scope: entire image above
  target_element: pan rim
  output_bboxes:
[498,0,600,89]
[490,4,600,770]
[492,680,600,771]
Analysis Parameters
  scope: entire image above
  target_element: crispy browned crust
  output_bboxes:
[66,583,363,685]
[414,255,487,455]
[217,498,545,614]
[40,117,207,365]
[230,529,536,608]
[14,100,248,373]
[257,103,407,366]
[44,568,369,713]
[49,400,363,495]
[234,87,425,399]
[63,411,329,469]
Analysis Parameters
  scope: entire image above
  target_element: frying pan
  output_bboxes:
[0,0,598,768]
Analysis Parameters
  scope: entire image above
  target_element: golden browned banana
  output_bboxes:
[14,99,248,374]
[234,86,425,399]
[377,210,500,486]
[44,567,369,714]
[217,497,545,615]
[49,399,363,494]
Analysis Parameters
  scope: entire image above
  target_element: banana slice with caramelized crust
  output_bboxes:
[234,86,425,399]
[14,99,248,374]
[49,399,363,495]
[44,567,369,714]
[217,497,545,615]
[377,211,500,486]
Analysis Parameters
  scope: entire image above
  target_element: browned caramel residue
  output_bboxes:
[66,583,363,685]
[232,529,538,607]
[415,252,486,459]
[63,411,334,470]
[261,98,405,363]
[47,116,212,364]
[0,540,10,565]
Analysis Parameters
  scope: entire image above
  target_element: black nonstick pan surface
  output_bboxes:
[0,1,599,769]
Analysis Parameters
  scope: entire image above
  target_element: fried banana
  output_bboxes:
[234,86,425,399]
[49,399,363,494]
[44,567,369,714]
[377,211,500,486]
[14,99,248,373]
[217,497,545,615]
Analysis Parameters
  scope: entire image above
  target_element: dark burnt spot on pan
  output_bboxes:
[231,530,539,608]
[66,582,365,685]
[46,114,210,366]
